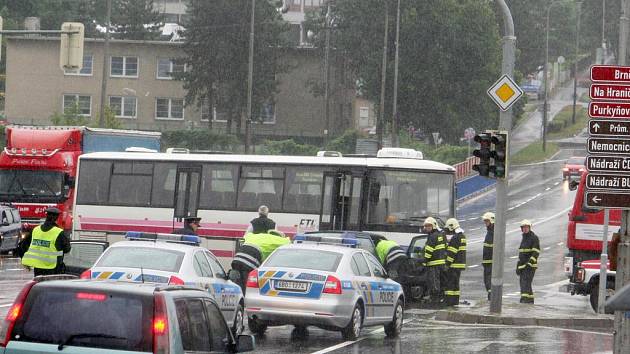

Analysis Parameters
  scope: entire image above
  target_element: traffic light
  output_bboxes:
[490,131,508,179]
[472,132,492,177]
[59,22,84,71]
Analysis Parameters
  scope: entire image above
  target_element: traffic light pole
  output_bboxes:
[490,0,515,314]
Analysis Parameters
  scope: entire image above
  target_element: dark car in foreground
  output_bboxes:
[0,275,254,353]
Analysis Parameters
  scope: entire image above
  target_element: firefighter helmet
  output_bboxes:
[520,219,532,227]
[424,217,438,229]
[482,212,495,224]
[445,218,460,231]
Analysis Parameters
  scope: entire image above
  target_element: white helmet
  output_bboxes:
[445,218,460,232]
[424,217,438,229]
[520,219,532,227]
[482,212,495,224]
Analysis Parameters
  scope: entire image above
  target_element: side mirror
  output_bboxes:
[236,334,255,352]
[64,174,76,188]
[569,180,579,191]
[228,269,241,283]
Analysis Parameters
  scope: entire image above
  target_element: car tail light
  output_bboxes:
[246,270,259,288]
[322,275,342,295]
[153,292,169,354]
[80,269,92,279]
[168,276,185,285]
[0,280,36,347]
[576,268,586,283]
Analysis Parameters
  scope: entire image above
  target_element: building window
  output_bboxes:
[63,94,91,116]
[157,58,185,79]
[109,96,137,118]
[259,102,275,124]
[111,56,138,77]
[200,99,227,122]
[156,98,184,120]
[64,54,93,76]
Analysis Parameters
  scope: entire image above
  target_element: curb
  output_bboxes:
[433,310,613,330]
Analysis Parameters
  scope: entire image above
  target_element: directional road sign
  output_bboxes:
[588,101,630,118]
[586,173,630,191]
[589,119,630,136]
[587,137,630,154]
[591,65,630,83]
[590,83,630,100]
[587,155,630,173]
[487,74,523,111]
[585,191,630,209]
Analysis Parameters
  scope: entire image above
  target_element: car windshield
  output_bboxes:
[0,170,64,201]
[95,246,185,272]
[13,286,153,351]
[264,249,343,272]
[568,158,585,165]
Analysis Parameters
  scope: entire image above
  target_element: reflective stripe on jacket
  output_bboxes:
[517,231,540,270]
[446,230,467,269]
[22,226,63,269]
[424,230,446,267]
[482,225,494,264]
[232,243,263,270]
[375,240,406,267]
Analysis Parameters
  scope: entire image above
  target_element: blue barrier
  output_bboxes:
[456,175,496,200]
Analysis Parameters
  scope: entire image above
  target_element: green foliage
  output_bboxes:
[177,0,289,133]
[161,130,241,152]
[50,103,90,126]
[109,0,164,40]
[99,106,123,129]
[512,141,559,165]
[399,134,468,165]
[547,105,588,139]
[325,130,361,154]
[260,139,320,156]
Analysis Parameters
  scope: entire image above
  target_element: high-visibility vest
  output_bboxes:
[375,240,406,267]
[243,232,290,261]
[22,226,63,269]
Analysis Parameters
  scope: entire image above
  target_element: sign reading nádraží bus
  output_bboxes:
[586,173,630,191]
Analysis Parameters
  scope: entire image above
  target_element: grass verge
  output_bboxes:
[512,141,559,165]
[547,105,588,139]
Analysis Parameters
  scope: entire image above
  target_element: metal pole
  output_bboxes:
[490,0,515,314]
[245,0,255,154]
[598,209,610,314]
[603,0,607,56]
[98,0,111,128]
[391,0,401,147]
[377,4,389,148]
[543,5,551,152]
[571,2,581,125]
[620,0,629,66]
[323,2,331,145]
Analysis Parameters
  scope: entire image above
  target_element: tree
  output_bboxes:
[177,0,289,134]
[306,0,501,143]
[109,0,164,40]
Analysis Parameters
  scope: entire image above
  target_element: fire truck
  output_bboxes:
[0,126,161,233]
[564,172,621,312]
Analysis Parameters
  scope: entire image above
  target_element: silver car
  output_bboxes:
[244,243,405,340]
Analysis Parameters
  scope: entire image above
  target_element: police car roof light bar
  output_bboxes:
[293,234,358,248]
[125,232,201,246]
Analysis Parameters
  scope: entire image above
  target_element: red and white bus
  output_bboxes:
[72,148,455,266]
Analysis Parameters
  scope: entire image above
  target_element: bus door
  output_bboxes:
[174,165,202,219]
[320,171,364,231]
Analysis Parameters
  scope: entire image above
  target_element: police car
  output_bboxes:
[245,235,405,340]
[73,232,245,335]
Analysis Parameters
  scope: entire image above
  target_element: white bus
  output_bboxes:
[72,149,455,267]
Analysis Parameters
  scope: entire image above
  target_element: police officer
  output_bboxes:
[231,230,290,294]
[374,238,407,281]
[423,217,447,306]
[174,216,201,236]
[20,207,71,276]
[516,220,540,304]
[246,205,276,234]
[444,218,466,306]
[482,212,495,300]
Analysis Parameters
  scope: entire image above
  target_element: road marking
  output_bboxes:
[557,242,564,246]
[544,247,551,251]
[468,240,483,244]
[470,228,481,231]
[554,182,560,186]
[0,303,12,308]
[468,265,479,269]
[536,326,613,336]
[545,187,551,191]
[468,218,477,221]
[6,268,24,271]
[506,207,572,235]
[510,256,518,259]
[312,319,414,354]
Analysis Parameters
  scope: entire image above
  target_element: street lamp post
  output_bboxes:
[98,0,111,128]
[391,0,401,147]
[542,1,562,152]
[323,2,332,145]
[377,3,389,148]
[245,0,256,154]
[571,1,582,125]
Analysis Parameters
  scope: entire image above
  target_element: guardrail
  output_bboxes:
[453,156,480,181]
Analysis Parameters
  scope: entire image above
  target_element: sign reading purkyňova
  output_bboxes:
[588,101,630,118]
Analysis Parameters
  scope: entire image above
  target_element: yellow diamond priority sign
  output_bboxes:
[487,74,523,111]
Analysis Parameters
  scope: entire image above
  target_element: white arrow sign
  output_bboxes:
[592,122,600,132]
[592,195,601,204]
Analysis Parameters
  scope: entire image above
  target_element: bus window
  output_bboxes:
[109,162,153,206]
[76,160,112,205]
[151,163,177,207]
[284,167,323,213]
[200,164,238,209]
[237,166,284,210]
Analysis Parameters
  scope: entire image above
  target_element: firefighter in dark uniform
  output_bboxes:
[444,218,466,306]
[231,230,290,294]
[516,219,540,304]
[422,217,447,306]
[374,238,407,281]
[174,216,201,236]
[482,212,495,300]
[20,207,71,276]
[246,205,276,234]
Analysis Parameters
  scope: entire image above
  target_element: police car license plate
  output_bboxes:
[274,280,308,292]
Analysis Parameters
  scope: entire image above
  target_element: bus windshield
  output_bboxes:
[367,170,453,227]
[0,170,65,201]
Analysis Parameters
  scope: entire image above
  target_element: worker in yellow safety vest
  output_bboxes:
[20,207,71,276]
